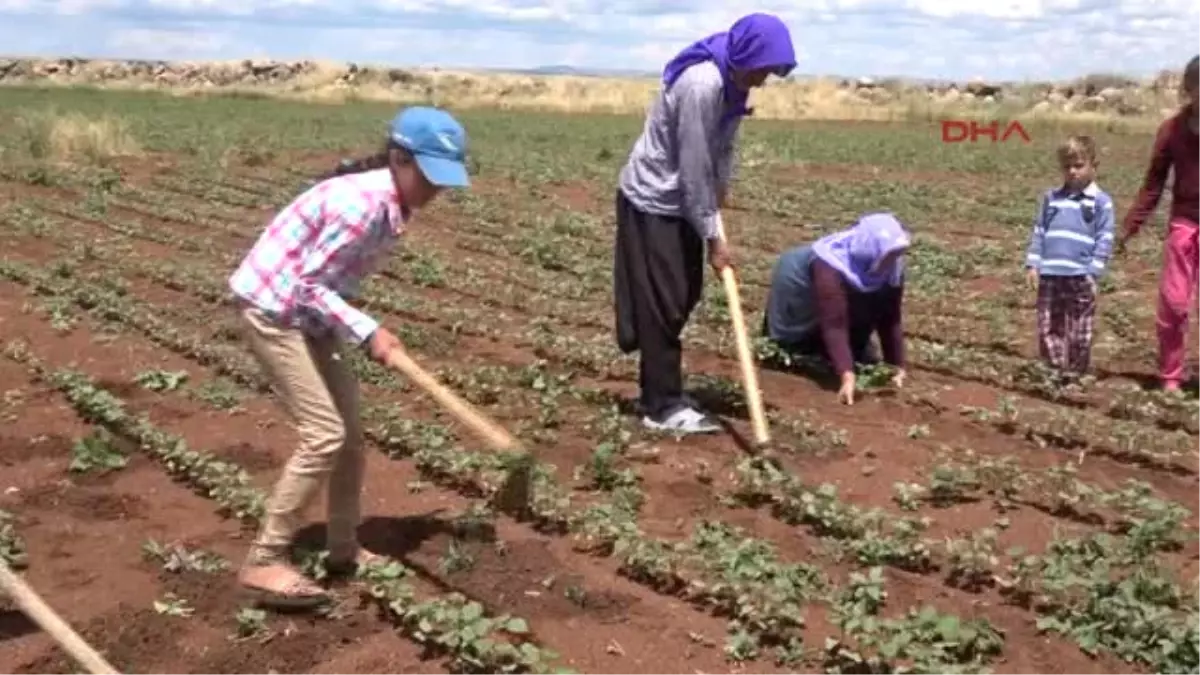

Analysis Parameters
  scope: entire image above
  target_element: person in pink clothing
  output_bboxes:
[228,106,471,609]
[1118,56,1199,392]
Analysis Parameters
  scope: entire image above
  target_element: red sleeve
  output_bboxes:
[1122,116,1177,237]
[875,284,906,369]
[811,258,854,375]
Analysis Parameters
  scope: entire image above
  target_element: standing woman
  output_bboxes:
[613,13,797,434]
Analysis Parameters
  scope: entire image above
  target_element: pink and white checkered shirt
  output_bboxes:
[229,168,409,344]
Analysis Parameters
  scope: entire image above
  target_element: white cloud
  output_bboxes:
[54,0,125,14]
[0,0,1195,80]
[107,27,232,55]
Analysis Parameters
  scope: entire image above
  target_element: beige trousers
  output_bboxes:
[240,308,365,566]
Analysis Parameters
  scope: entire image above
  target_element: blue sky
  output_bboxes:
[1,0,1197,80]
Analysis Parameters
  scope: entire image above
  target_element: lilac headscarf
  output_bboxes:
[662,13,797,126]
[812,212,912,292]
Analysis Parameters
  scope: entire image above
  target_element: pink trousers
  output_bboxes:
[1156,218,1199,386]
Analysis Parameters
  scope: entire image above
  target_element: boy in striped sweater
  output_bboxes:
[1024,135,1115,381]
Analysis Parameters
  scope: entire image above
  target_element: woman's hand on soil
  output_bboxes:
[891,368,906,389]
[367,327,403,363]
[838,372,856,405]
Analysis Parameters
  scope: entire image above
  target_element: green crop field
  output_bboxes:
[0,85,1196,674]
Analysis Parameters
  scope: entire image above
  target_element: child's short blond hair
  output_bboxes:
[1057,135,1098,167]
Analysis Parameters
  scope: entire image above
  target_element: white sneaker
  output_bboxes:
[642,406,721,434]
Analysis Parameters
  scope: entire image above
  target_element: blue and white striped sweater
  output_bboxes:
[1024,182,1115,278]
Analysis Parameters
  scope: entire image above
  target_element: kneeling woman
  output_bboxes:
[762,213,911,405]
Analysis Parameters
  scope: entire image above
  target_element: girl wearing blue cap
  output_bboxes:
[227,106,470,608]
[614,13,797,434]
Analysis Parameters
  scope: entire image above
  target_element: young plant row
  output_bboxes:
[907,334,1197,435]
[10,148,1190,448]
[951,394,1195,474]
[3,203,597,366]
[16,181,907,426]
[6,198,662,420]
[731,452,1198,672]
[0,340,565,674]
[2,190,1171,504]
[1,205,847,460]
[449,179,1181,467]
[137,540,289,646]
[0,255,825,663]
[0,247,844,521]
[2,255,834,665]
[23,180,615,350]
[682,260,1188,436]
[899,449,1193,553]
[21,174,1161,667]
[375,386,853,666]
[0,257,1015,672]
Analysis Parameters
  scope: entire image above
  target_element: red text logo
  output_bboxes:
[940,120,1031,144]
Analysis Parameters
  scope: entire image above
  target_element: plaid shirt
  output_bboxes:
[229,168,408,344]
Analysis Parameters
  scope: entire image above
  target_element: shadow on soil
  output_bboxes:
[1095,367,1200,393]
[294,510,468,562]
[0,609,37,643]
[607,390,764,454]
[296,512,637,624]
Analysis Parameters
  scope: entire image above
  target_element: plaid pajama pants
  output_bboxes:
[1036,275,1097,375]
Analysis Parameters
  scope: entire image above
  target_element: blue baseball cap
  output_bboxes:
[388,106,469,188]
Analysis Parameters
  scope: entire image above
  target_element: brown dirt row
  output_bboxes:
[0,248,1138,675]
[2,220,1171,672]
[4,194,1194,507]
[0,283,762,674]
[2,164,1193,674]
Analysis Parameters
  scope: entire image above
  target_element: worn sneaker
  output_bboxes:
[642,406,721,434]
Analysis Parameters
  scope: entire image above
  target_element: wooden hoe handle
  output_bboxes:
[383,348,519,452]
[715,217,770,445]
[718,266,771,445]
[0,561,120,674]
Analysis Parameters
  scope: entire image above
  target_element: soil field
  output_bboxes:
[0,86,1196,674]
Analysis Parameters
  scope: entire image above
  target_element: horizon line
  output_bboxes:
[0,53,1181,86]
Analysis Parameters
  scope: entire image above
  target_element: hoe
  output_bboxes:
[0,348,535,675]
[716,216,771,449]
[381,347,536,520]
[0,560,120,674]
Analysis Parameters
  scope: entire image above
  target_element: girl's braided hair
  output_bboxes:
[316,141,412,181]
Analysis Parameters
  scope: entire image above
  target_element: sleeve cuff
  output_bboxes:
[699,212,721,240]
[343,313,380,345]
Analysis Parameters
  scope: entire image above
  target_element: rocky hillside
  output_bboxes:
[841,72,1182,117]
[0,56,1186,120]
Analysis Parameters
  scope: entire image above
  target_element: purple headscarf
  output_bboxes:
[812,212,912,292]
[662,13,796,126]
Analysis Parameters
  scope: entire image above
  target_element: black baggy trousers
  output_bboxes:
[612,189,704,419]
